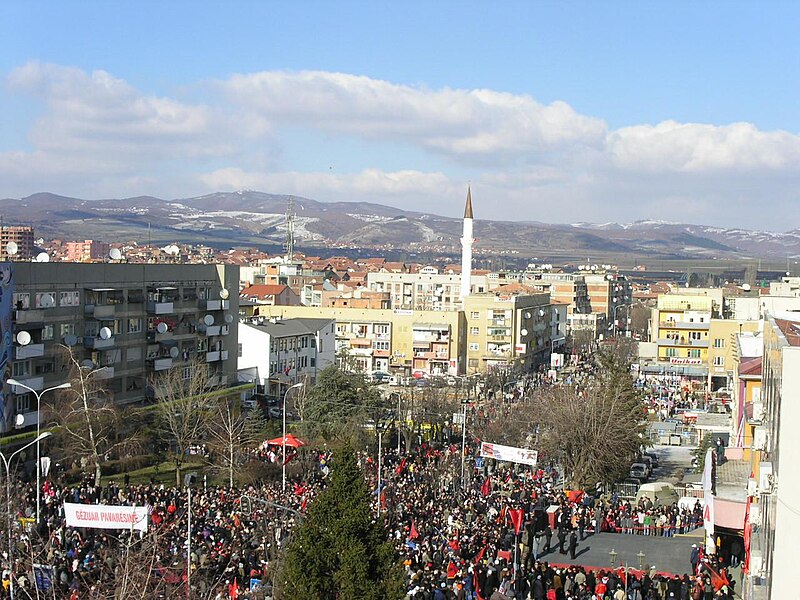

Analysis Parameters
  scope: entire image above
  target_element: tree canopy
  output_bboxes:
[278,443,403,599]
[534,351,646,488]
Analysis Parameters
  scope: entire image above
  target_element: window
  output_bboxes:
[238,343,243,358]
[468,359,479,369]
[470,327,480,335]
[128,318,142,334]
[310,357,316,367]
[470,311,480,319]
[182,367,192,381]
[35,292,56,309]
[688,349,701,358]
[127,288,144,304]
[14,394,31,413]
[127,347,142,362]
[713,356,724,366]
[60,291,80,306]
[60,323,76,337]
[469,343,479,351]
[42,324,54,340]
[665,348,677,358]
[12,361,30,377]
[13,293,29,310]
[713,338,725,348]
[373,341,389,351]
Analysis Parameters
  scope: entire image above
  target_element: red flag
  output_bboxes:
[300,497,308,512]
[496,505,507,524]
[448,538,460,552]
[447,560,458,579]
[497,549,511,562]
[707,564,730,592]
[481,477,491,497]
[395,458,407,475]
[473,544,487,564]
[409,520,419,540]
[292,483,306,496]
[228,579,239,599]
[380,489,387,510]
[508,508,524,535]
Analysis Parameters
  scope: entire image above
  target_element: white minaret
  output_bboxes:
[460,186,474,301]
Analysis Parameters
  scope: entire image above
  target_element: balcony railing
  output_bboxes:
[15,343,44,360]
[147,301,174,315]
[84,304,116,318]
[84,336,116,350]
[148,357,173,371]
[14,310,44,325]
[657,338,709,348]
[199,299,231,311]
[10,376,44,393]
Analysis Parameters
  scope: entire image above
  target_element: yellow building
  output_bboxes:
[246,305,465,376]
[706,319,761,389]
[463,292,552,374]
[650,294,712,379]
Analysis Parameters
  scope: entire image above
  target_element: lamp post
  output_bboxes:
[611,303,626,339]
[609,548,617,568]
[282,382,304,492]
[0,431,52,600]
[6,379,70,525]
[637,550,646,571]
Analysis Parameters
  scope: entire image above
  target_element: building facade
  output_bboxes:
[4,262,240,433]
[0,226,34,261]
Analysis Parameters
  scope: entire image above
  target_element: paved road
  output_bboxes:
[534,529,703,575]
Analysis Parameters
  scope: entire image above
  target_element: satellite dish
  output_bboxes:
[225,314,234,324]
[520,328,528,337]
[203,314,214,326]
[524,312,531,319]
[6,242,18,256]
[157,322,169,334]
[16,331,31,346]
[81,359,95,369]
[64,334,78,346]
[99,327,112,340]
[39,294,54,308]
[109,248,122,261]
[169,346,180,359]
[15,414,24,428]
[742,283,751,291]
[538,309,545,317]
[35,252,50,263]
[219,288,230,299]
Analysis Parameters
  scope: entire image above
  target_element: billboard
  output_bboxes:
[480,442,538,467]
[64,502,149,532]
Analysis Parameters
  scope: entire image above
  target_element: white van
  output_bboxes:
[635,482,679,508]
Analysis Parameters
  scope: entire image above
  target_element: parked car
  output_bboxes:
[629,463,649,483]
[241,398,258,410]
[370,371,391,383]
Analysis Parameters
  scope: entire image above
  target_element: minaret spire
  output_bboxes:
[460,186,474,301]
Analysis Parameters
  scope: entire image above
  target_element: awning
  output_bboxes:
[715,498,746,531]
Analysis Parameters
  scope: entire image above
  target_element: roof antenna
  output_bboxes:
[284,196,295,262]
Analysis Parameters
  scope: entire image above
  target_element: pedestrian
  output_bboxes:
[568,530,578,560]
[557,528,567,554]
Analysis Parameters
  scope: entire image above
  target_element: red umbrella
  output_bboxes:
[266,434,307,448]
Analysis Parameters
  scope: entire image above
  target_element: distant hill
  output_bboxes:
[2,191,799,259]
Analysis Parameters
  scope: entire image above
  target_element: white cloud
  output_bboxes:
[2,62,800,230]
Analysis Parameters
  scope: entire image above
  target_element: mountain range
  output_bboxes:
[2,191,799,260]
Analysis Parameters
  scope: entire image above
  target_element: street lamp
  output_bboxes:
[6,379,70,524]
[611,304,627,339]
[637,550,646,570]
[609,548,617,568]
[282,382,304,492]
[0,431,52,599]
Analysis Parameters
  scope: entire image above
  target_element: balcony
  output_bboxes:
[15,343,44,360]
[10,376,44,393]
[147,301,174,315]
[84,304,115,319]
[199,324,230,337]
[659,321,710,330]
[84,336,116,350]
[147,330,174,343]
[94,366,115,379]
[207,374,229,387]
[657,338,709,348]
[200,299,230,311]
[205,350,229,362]
[148,357,173,371]
[14,310,44,325]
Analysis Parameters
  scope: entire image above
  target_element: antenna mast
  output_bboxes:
[284,196,295,261]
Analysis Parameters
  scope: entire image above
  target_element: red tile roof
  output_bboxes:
[241,284,288,298]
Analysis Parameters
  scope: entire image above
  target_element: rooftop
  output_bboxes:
[775,318,800,347]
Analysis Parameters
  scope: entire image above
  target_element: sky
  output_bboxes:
[1,1,798,231]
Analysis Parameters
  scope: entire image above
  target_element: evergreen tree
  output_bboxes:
[304,365,382,439]
[278,444,403,599]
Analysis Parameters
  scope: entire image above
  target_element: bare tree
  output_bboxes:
[150,360,215,487]
[46,346,141,486]
[206,398,248,487]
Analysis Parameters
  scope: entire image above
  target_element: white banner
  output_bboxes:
[702,448,715,552]
[480,442,538,467]
[64,502,148,532]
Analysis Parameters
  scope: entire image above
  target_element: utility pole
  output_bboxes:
[460,402,468,489]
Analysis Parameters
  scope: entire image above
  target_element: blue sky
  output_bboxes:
[1,1,798,230]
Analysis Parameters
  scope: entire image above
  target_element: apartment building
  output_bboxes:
[0,226,35,261]
[706,319,762,390]
[366,271,490,311]
[525,272,592,316]
[583,272,632,320]
[3,262,240,433]
[65,240,111,262]
[237,317,335,398]
[248,304,465,376]
[745,315,800,599]
[462,291,553,374]
[648,293,713,381]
